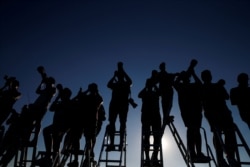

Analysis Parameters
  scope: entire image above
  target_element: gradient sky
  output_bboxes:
[1,0,250,167]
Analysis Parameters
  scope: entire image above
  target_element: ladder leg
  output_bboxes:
[97,125,127,167]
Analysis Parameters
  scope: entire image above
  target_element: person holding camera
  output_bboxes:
[138,77,161,166]
[201,70,240,167]
[34,84,73,166]
[174,60,210,163]
[106,62,136,151]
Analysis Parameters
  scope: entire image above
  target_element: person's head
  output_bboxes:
[159,62,165,71]
[61,88,72,100]
[45,77,55,86]
[237,73,249,86]
[145,78,154,88]
[88,83,98,93]
[117,62,123,71]
[201,70,212,83]
[10,79,19,89]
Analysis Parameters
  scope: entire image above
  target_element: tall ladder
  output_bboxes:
[97,125,127,167]
[234,124,250,166]
[14,124,39,167]
[215,123,250,166]
[140,127,164,167]
[163,117,217,167]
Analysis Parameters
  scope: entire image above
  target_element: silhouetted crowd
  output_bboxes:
[0,60,249,167]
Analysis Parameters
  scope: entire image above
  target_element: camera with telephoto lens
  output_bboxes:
[37,66,47,80]
[128,98,138,108]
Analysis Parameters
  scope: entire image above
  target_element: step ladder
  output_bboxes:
[140,127,164,167]
[234,124,250,166]
[163,117,217,167]
[56,148,86,167]
[215,123,250,166]
[97,125,127,167]
[54,133,97,167]
[14,124,39,167]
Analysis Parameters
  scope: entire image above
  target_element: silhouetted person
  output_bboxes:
[66,83,103,167]
[30,66,56,126]
[106,62,134,151]
[0,105,35,167]
[201,70,240,167]
[138,78,161,166]
[81,83,103,166]
[0,75,21,127]
[61,87,85,167]
[35,84,73,166]
[230,73,250,129]
[174,59,210,163]
[158,62,177,126]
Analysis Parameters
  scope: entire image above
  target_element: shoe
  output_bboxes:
[227,157,240,167]
[106,145,115,151]
[218,158,230,167]
[194,153,210,163]
[67,160,79,167]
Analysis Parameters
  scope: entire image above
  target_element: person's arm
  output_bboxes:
[107,71,117,88]
[191,69,202,85]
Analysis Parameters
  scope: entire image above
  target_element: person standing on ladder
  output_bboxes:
[201,69,240,167]
[138,77,162,166]
[106,62,135,151]
[230,72,250,129]
[173,59,210,163]
[157,62,178,128]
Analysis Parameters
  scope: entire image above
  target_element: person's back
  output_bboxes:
[139,78,160,122]
[108,73,131,106]
[230,73,250,128]
[174,71,202,115]
[50,87,73,129]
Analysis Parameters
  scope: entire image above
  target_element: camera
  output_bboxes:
[128,98,138,108]
[37,66,47,80]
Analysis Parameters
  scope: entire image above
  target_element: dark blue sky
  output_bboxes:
[1,0,250,166]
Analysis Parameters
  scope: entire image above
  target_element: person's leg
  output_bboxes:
[151,118,162,166]
[142,124,150,163]
[43,125,53,157]
[106,104,118,150]
[161,92,173,124]
[187,127,196,159]
[119,106,128,150]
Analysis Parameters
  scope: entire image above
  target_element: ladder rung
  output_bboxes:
[99,159,121,163]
